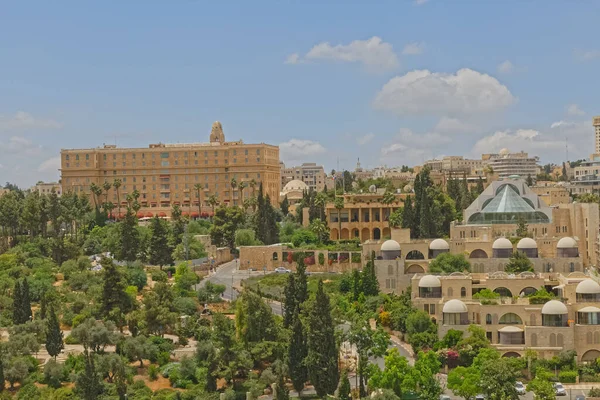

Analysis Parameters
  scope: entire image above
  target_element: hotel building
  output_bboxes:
[60,122,280,216]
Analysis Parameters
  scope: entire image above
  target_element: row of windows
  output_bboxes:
[64,172,262,186]
[65,148,262,162]
[66,156,263,169]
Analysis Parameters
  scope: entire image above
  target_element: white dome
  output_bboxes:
[541,300,568,315]
[443,299,468,313]
[576,279,600,294]
[429,239,450,251]
[282,179,308,192]
[493,238,513,250]
[418,275,441,288]
[381,240,401,252]
[517,238,538,249]
[557,237,577,249]
[498,326,524,333]
[578,306,600,313]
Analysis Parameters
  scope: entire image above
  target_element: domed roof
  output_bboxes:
[498,326,524,333]
[429,239,450,251]
[381,240,401,252]
[578,306,600,313]
[282,180,308,192]
[443,299,468,313]
[493,237,513,250]
[576,279,600,294]
[418,275,441,288]
[517,237,537,249]
[541,300,568,315]
[557,237,577,249]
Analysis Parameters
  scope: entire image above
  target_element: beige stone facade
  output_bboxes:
[530,183,570,205]
[411,271,600,362]
[594,116,600,154]
[60,122,280,217]
[238,244,362,272]
[280,162,325,192]
[30,181,62,196]
[194,235,232,265]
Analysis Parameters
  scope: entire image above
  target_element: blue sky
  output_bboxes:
[1,0,599,186]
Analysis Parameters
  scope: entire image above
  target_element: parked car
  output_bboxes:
[515,381,526,395]
[274,267,291,273]
[554,382,567,396]
[475,395,485,400]
[439,395,451,400]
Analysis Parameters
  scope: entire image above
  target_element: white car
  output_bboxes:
[515,381,526,395]
[554,382,567,396]
[274,267,291,274]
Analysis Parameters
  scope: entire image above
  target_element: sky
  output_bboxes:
[1,1,600,187]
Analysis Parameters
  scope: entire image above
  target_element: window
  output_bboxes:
[460,287,466,297]
[75,154,79,161]
[160,152,169,158]
[486,314,492,325]
[66,155,70,160]
[272,252,278,261]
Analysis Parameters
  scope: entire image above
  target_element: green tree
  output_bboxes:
[100,257,132,327]
[46,306,64,359]
[456,325,490,365]
[123,335,155,367]
[526,174,534,186]
[338,369,351,400]
[171,204,185,246]
[402,196,415,237]
[210,205,246,249]
[428,252,471,273]
[12,280,25,325]
[194,183,203,217]
[22,278,32,322]
[505,251,533,273]
[448,366,481,400]
[5,357,29,389]
[361,252,379,296]
[117,209,140,261]
[349,321,390,397]
[295,258,308,305]
[283,273,297,329]
[389,208,403,228]
[235,291,278,344]
[280,196,289,216]
[306,280,339,397]
[76,353,103,400]
[0,357,4,392]
[235,228,262,246]
[255,183,280,245]
[142,282,177,336]
[309,219,329,244]
[334,197,344,240]
[288,309,308,394]
[479,357,519,399]
[516,215,529,237]
[368,348,412,398]
[71,319,119,354]
[527,377,555,400]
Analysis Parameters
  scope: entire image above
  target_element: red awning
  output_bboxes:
[146,212,153,217]
[158,212,167,217]
[191,212,199,217]
[182,212,189,216]
[136,212,145,218]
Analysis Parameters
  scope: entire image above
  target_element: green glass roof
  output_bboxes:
[481,184,535,213]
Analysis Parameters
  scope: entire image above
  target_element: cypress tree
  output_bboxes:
[149,216,173,269]
[76,352,103,400]
[402,196,415,238]
[100,257,132,324]
[337,369,351,400]
[118,208,140,262]
[306,280,339,397]
[476,176,485,195]
[287,309,308,394]
[295,258,308,305]
[12,280,23,325]
[281,195,289,216]
[22,278,32,322]
[0,359,4,392]
[283,273,297,329]
[46,306,64,359]
[361,252,379,296]
[40,293,47,320]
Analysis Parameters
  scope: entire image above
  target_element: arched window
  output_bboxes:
[499,313,523,325]
[461,287,467,298]
[447,287,454,297]
[557,334,564,347]
[530,333,537,347]
[486,314,492,325]
[550,333,556,347]
[272,252,278,261]
[406,250,425,260]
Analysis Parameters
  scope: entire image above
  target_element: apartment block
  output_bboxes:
[280,162,325,192]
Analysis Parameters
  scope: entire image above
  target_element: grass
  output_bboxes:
[242,272,345,301]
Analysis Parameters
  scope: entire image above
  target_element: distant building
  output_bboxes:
[530,182,571,205]
[594,116,600,154]
[31,182,62,196]
[280,162,325,192]
[60,121,280,217]
[482,150,539,179]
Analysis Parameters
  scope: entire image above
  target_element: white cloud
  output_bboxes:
[38,156,61,173]
[284,53,300,65]
[497,60,514,74]
[434,117,478,134]
[357,133,375,145]
[279,139,326,163]
[575,49,600,61]
[402,42,425,55]
[395,128,451,146]
[381,143,407,156]
[414,0,429,5]
[0,136,42,156]
[0,111,62,130]
[289,36,399,71]
[373,68,516,116]
[567,104,585,116]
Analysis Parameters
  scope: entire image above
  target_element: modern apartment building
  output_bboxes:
[60,122,280,216]
[594,116,600,154]
[482,150,539,179]
[280,162,325,192]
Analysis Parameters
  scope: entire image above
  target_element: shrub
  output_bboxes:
[558,370,578,383]
[318,253,325,265]
[590,387,600,396]
[148,364,159,381]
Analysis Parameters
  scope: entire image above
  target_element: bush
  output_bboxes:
[148,364,159,381]
[151,270,168,283]
[558,370,578,383]
[590,387,600,396]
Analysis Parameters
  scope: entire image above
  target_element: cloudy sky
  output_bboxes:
[1,1,599,187]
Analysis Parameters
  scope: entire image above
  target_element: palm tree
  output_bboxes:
[113,178,122,218]
[238,181,247,208]
[248,195,258,212]
[102,181,112,210]
[309,219,329,244]
[230,178,237,206]
[315,192,327,220]
[334,196,344,240]
[194,183,203,217]
[207,194,219,215]
[105,201,115,220]
[89,183,101,209]
[249,179,256,198]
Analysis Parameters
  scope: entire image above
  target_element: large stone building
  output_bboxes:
[60,122,280,216]
[481,150,539,179]
[30,181,62,196]
[280,162,325,192]
[412,271,600,362]
[594,116,600,154]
